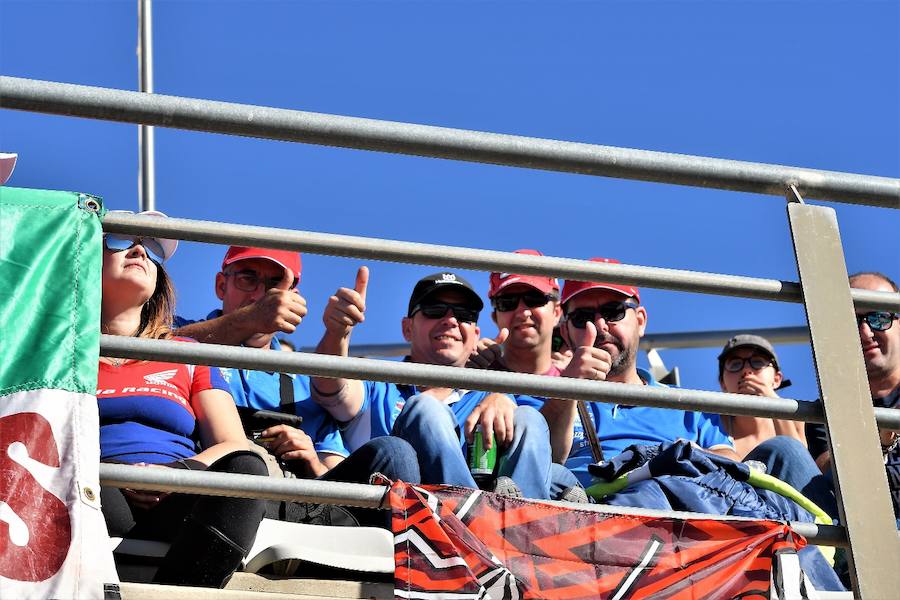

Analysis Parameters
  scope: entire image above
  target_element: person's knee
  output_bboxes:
[210,450,268,477]
[513,405,549,435]
[357,437,421,482]
[395,394,456,433]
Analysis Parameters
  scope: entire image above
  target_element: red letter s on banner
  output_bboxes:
[0,412,72,582]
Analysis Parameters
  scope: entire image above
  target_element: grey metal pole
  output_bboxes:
[97,464,848,546]
[137,0,156,212]
[97,334,900,431]
[786,191,900,597]
[324,326,814,358]
[0,76,897,209]
[99,212,900,312]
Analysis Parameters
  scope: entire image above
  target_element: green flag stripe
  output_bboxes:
[0,187,104,395]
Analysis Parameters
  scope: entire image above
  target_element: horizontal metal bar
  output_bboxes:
[1,76,897,209]
[102,335,900,429]
[100,214,900,311]
[99,463,387,509]
[326,325,814,358]
[98,464,849,546]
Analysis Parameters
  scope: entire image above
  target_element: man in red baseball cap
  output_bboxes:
[468,249,564,377]
[541,257,738,487]
[175,246,306,348]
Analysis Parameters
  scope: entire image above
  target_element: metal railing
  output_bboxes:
[5,77,899,597]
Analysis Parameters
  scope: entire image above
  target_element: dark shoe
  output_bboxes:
[152,516,247,588]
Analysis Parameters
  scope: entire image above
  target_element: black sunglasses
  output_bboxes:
[492,291,557,312]
[565,301,639,329]
[411,302,480,323]
[723,356,775,373]
[856,311,898,332]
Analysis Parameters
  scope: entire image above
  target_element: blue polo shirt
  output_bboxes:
[566,368,734,486]
[174,310,347,457]
[341,380,493,453]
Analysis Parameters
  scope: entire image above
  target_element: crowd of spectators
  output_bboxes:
[96,214,899,589]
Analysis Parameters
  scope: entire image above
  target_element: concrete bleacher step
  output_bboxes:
[115,575,392,599]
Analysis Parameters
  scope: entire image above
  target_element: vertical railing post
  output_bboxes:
[137,0,156,212]
[786,186,900,597]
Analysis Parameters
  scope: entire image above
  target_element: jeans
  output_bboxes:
[320,436,421,484]
[391,393,574,500]
[744,435,839,518]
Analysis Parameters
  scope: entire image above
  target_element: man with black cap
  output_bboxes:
[311,270,564,499]
[717,334,805,459]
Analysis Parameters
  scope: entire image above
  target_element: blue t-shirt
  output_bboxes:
[341,380,492,453]
[97,339,231,464]
[174,310,347,457]
[566,368,734,486]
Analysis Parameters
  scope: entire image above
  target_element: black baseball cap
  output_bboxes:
[407,272,484,317]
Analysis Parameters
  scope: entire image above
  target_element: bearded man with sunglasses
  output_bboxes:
[807,271,900,520]
[540,258,738,487]
[311,270,567,499]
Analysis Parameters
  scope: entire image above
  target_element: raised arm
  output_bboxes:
[311,266,368,421]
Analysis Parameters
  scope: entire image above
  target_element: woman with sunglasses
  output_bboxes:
[98,212,267,588]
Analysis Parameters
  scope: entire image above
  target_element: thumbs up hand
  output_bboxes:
[560,321,612,381]
[323,266,369,338]
[466,328,509,369]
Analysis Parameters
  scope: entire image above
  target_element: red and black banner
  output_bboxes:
[390,481,805,599]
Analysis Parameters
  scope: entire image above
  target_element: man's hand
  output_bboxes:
[464,393,517,448]
[250,267,308,333]
[259,424,325,476]
[733,375,778,398]
[560,322,612,381]
[466,329,509,369]
[322,266,368,339]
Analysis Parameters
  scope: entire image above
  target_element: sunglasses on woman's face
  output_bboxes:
[410,302,479,324]
[104,234,166,265]
[565,301,639,329]
[856,311,898,332]
[492,291,557,312]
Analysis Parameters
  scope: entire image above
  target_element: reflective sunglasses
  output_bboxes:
[723,356,775,373]
[492,291,557,312]
[565,301,639,329]
[223,269,293,293]
[103,234,166,265]
[856,311,899,332]
[410,302,479,323]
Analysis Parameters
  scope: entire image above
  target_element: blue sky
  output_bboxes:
[1,1,898,403]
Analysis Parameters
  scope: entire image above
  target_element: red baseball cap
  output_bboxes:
[560,258,640,305]
[222,246,302,284]
[489,249,560,298]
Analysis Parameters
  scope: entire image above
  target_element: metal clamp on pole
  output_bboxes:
[786,185,900,597]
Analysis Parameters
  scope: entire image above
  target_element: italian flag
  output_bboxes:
[0,186,118,598]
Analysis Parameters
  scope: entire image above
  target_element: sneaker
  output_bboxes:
[558,485,589,504]
[492,476,523,498]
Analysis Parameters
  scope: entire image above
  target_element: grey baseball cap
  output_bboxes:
[718,334,791,389]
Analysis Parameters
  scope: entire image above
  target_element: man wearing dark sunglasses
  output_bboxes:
[311,270,567,500]
[716,334,806,460]
[540,258,738,488]
[807,272,900,523]
[468,249,563,377]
